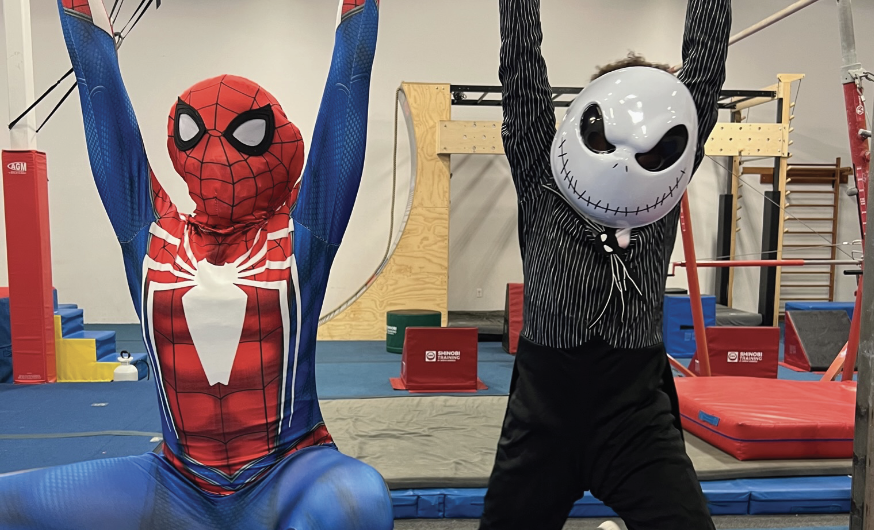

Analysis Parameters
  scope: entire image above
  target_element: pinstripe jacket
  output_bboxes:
[500,0,731,349]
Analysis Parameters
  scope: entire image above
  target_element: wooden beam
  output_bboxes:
[437,120,788,158]
[318,83,451,340]
[437,121,504,155]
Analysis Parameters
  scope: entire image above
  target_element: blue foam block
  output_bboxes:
[392,489,444,519]
[663,295,717,355]
[438,482,748,519]
[743,476,851,515]
[392,490,422,519]
[65,330,117,362]
[784,301,854,321]
[443,488,487,518]
[55,307,84,337]
[704,480,752,515]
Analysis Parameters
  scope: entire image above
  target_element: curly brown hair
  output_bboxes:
[591,52,674,81]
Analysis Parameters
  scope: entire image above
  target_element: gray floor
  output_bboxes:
[323,396,850,490]
[395,515,848,529]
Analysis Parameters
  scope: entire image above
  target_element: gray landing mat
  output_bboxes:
[321,396,850,489]
[715,304,763,327]
[447,311,504,339]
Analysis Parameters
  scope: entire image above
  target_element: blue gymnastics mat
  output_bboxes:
[0,381,161,472]
[316,341,513,399]
[390,476,852,519]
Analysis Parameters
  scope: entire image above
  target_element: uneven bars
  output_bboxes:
[672,0,823,70]
[676,259,860,267]
[670,259,861,277]
[730,0,824,46]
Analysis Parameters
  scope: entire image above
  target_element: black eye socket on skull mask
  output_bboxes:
[580,104,616,154]
[635,125,689,172]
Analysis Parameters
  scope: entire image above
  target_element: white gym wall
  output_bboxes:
[0,0,872,323]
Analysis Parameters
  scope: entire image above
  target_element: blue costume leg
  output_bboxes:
[231,446,393,530]
[0,454,230,530]
[0,454,159,529]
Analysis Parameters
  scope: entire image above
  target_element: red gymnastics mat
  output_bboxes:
[676,377,855,461]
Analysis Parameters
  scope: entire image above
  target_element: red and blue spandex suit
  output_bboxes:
[0,1,392,528]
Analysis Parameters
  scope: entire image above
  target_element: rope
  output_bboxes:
[7,68,73,130]
[7,0,160,131]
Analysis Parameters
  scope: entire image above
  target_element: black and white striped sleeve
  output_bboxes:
[499,0,556,201]
[677,0,732,173]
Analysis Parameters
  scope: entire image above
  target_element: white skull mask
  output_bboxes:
[550,67,698,229]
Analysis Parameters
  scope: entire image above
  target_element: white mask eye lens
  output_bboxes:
[222,105,275,157]
[178,113,200,143]
[232,119,267,147]
[174,101,206,152]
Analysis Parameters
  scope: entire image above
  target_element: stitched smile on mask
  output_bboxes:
[556,138,687,219]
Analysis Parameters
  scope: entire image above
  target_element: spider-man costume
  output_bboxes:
[0,0,392,528]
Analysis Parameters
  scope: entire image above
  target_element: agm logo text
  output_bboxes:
[6,162,27,173]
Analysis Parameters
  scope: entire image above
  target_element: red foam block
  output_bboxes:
[391,327,487,393]
[677,377,855,460]
[688,326,779,378]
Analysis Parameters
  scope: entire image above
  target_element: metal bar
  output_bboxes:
[720,90,779,98]
[830,159,842,301]
[676,259,860,268]
[3,0,38,149]
[680,194,711,377]
[449,86,777,108]
[759,191,782,326]
[729,0,824,46]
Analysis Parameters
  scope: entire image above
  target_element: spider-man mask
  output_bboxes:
[168,75,304,230]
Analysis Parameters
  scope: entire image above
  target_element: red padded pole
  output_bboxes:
[839,76,870,384]
[2,150,56,384]
[679,193,711,377]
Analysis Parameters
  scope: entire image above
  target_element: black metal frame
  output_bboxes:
[449,85,777,110]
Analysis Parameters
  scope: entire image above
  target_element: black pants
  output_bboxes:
[479,337,713,530]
